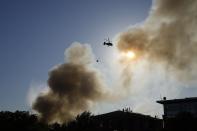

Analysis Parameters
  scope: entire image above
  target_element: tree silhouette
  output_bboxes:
[0,111,48,131]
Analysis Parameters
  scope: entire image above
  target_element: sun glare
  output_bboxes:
[125,51,136,59]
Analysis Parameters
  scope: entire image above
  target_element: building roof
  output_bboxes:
[93,110,161,122]
[157,97,197,104]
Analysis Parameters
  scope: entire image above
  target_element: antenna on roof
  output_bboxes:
[159,93,162,100]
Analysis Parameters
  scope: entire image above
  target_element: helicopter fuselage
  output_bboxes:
[103,42,113,46]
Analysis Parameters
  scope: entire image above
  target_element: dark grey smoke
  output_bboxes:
[33,43,108,123]
[117,0,197,82]
[32,0,197,123]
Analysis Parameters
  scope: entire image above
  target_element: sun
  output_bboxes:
[126,51,136,59]
[118,50,137,63]
[121,51,136,60]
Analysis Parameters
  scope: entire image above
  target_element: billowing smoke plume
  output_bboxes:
[117,0,197,82]
[32,43,108,123]
[32,0,197,123]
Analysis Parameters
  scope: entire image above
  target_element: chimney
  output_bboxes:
[163,97,166,100]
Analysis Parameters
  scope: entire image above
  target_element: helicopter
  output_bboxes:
[103,38,113,46]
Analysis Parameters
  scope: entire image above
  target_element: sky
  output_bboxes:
[0,0,152,111]
[2,1,197,121]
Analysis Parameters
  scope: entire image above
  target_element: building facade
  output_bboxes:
[157,97,197,118]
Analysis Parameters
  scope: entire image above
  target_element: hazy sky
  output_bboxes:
[0,0,152,111]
